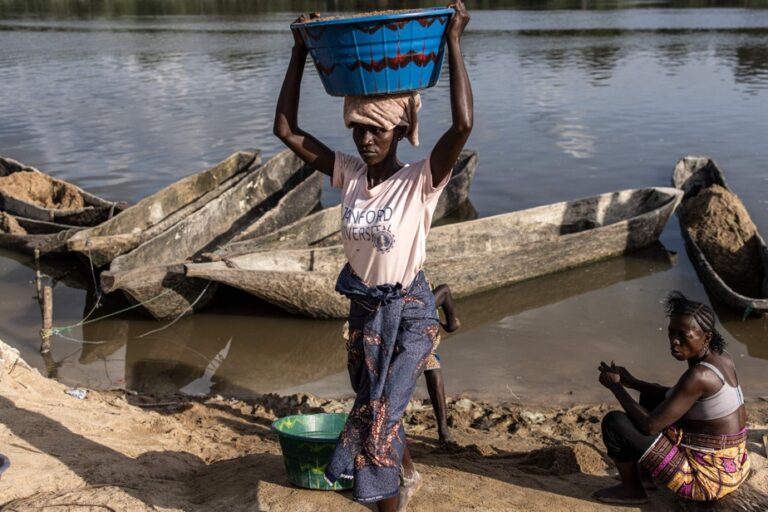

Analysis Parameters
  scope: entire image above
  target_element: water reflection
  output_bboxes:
[64,292,348,398]
[732,44,768,88]
[578,45,624,84]
[449,242,677,333]
[43,243,675,396]
[711,299,768,361]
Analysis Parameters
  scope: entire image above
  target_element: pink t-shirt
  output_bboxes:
[332,152,450,288]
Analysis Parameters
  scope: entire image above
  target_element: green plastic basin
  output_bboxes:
[271,412,352,490]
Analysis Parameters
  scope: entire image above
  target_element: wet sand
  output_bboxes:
[2,338,768,511]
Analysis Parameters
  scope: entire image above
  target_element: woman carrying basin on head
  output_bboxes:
[273,2,473,511]
[595,291,749,505]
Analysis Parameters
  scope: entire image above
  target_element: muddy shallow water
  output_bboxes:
[0,1,767,404]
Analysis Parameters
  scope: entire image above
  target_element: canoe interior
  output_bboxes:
[109,150,318,272]
[68,151,260,267]
[673,156,768,307]
[671,156,728,200]
[71,151,259,240]
[427,187,676,254]
[0,156,126,225]
[228,187,678,274]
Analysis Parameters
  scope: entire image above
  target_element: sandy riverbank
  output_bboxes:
[1,339,767,511]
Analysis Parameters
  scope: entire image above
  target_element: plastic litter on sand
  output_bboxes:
[65,388,88,400]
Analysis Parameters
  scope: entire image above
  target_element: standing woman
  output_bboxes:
[273,2,473,511]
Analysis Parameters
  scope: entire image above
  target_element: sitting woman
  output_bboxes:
[595,291,750,505]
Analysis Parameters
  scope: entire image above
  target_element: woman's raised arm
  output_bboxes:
[273,13,335,177]
[430,0,473,185]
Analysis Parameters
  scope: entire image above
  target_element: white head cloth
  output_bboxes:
[343,92,422,146]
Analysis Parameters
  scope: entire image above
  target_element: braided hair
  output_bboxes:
[663,291,726,354]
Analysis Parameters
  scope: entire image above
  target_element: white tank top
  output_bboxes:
[682,362,744,421]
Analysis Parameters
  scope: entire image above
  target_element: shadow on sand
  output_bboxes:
[0,394,289,510]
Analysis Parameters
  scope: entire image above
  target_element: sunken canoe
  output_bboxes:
[204,149,479,260]
[0,156,126,226]
[672,156,768,315]
[184,186,683,319]
[100,149,324,320]
[68,151,262,268]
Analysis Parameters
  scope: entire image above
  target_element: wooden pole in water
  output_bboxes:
[40,286,53,354]
[34,248,42,303]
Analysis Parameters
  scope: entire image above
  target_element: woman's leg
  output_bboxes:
[594,411,656,503]
[433,284,461,332]
[377,496,398,512]
[382,279,438,511]
[424,368,453,444]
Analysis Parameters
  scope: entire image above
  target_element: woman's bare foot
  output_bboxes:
[613,472,657,490]
[397,469,423,512]
[438,423,456,447]
[592,484,648,504]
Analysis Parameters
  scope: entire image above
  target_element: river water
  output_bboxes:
[1,0,767,405]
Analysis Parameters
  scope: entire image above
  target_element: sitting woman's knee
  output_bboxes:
[602,410,627,427]
[602,410,630,437]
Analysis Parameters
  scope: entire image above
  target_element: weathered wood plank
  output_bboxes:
[68,151,258,267]
[0,216,82,255]
[101,150,323,319]
[110,150,306,271]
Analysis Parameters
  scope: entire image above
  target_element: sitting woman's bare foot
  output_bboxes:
[592,484,648,505]
[613,472,657,490]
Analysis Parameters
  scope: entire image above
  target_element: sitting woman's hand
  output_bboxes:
[599,361,637,389]
[598,363,622,389]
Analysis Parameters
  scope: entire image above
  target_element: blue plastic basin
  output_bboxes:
[292,7,454,97]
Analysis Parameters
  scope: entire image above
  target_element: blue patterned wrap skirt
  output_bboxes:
[324,264,440,503]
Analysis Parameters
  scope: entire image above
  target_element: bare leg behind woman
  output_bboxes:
[433,283,460,332]
[424,283,460,445]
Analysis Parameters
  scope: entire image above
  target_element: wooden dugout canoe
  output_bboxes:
[0,214,82,255]
[204,149,478,260]
[68,151,262,268]
[672,156,768,315]
[0,156,126,226]
[100,149,324,320]
[185,186,683,319]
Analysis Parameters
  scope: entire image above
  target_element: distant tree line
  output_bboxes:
[1,0,767,19]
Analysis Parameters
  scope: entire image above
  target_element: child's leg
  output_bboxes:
[433,284,460,332]
[424,368,453,444]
